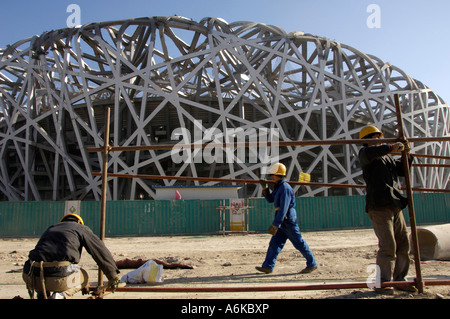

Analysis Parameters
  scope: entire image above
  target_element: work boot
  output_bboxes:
[299,266,317,274]
[255,266,272,274]
[395,285,418,293]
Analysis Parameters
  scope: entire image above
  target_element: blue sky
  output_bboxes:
[1,0,449,102]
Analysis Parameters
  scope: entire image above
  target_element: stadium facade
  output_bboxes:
[0,16,449,201]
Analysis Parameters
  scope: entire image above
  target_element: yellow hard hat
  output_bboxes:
[268,163,287,176]
[60,213,84,225]
[359,125,383,139]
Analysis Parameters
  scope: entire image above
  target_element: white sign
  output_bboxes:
[64,200,81,216]
[230,198,245,231]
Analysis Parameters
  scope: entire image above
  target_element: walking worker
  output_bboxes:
[22,213,121,299]
[358,125,416,294]
[256,163,318,274]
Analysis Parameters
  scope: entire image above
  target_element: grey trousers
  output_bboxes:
[368,206,411,283]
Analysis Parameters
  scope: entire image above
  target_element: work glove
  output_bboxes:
[108,276,122,293]
[260,179,268,189]
[391,142,405,152]
[404,141,411,153]
[260,179,269,196]
[268,224,278,236]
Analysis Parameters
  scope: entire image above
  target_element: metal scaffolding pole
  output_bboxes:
[87,136,450,153]
[394,93,424,293]
[96,106,111,298]
[89,99,449,297]
[91,172,450,193]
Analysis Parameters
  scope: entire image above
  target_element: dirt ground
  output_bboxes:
[1,227,449,300]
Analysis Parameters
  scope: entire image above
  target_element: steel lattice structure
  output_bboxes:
[0,16,449,201]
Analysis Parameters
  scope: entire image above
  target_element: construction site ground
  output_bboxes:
[1,227,449,300]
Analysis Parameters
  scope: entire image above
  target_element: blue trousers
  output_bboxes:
[262,219,317,270]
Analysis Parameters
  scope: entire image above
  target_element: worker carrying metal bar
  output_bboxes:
[22,214,121,299]
[358,125,417,295]
[256,163,318,274]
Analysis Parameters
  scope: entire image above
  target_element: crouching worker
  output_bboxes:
[22,213,121,299]
[256,163,317,274]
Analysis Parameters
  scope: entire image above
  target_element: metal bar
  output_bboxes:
[413,163,450,168]
[409,187,450,193]
[394,93,424,294]
[86,136,450,153]
[392,152,450,161]
[91,172,450,193]
[97,106,111,295]
[87,280,450,294]
[92,172,364,188]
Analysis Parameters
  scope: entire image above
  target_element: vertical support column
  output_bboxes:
[394,94,424,293]
[97,106,111,292]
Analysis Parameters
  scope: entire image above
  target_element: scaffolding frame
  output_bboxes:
[87,94,450,298]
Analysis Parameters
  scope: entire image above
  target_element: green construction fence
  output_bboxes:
[0,194,448,237]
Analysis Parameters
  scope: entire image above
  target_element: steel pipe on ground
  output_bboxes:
[88,280,450,293]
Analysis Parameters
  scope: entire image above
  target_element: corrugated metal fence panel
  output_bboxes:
[0,194,448,236]
[295,196,370,231]
[79,200,222,236]
[0,201,65,236]
[251,196,370,231]
[106,201,145,236]
[248,198,273,231]
[149,200,221,235]
[407,193,450,225]
[80,201,100,234]
[97,199,223,236]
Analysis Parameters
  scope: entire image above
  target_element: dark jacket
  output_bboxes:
[358,144,413,212]
[27,221,119,280]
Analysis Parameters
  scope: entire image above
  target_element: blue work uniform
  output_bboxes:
[261,179,317,270]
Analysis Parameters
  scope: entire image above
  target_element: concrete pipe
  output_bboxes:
[411,224,450,260]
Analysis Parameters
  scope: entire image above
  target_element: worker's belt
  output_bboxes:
[274,207,294,212]
[32,261,71,268]
[274,207,295,220]
[24,260,74,277]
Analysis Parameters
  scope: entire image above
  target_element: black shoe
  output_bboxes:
[255,266,272,274]
[374,287,394,295]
